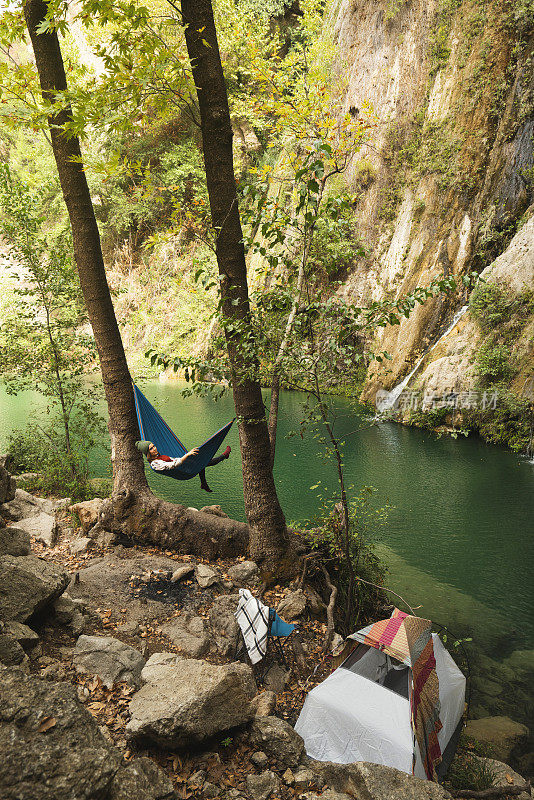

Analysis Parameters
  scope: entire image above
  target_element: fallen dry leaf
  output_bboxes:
[38,716,57,733]
[505,773,514,784]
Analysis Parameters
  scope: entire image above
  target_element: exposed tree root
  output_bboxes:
[322,565,338,650]
[95,487,249,560]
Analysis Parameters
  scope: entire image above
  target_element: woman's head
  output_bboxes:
[147,443,159,462]
[135,440,158,461]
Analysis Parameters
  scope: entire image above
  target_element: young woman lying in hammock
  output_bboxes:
[136,440,231,492]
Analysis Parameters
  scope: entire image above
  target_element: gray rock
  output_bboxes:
[301,790,351,800]
[140,652,183,684]
[0,635,27,666]
[276,590,307,620]
[73,635,145,689]
[303,585,326,616]
[1,622,39,649]
[203,782,221,798]
[0,553,69,622]
[1,489,56,521]
[307,759,452,799]
[195,563,221,588]
[0,667,174,800]
[126,658,257,747]
[54,595,85,636]
[263,662,289,693]
[208,593,240,656]
[16,512,58,547]
[250,716,305,769]
[250,690,277,717]
[464,716,530,762]
[40,661,67,682]
[0,527,31,556]
[109,756,175,800]
[94,529,118,548]
[250,751,269,769]
[70,536,93,556]
[160,612,209,657]
[54,594,78,625]
[188,769,207,787]
[227,561,259,584]
[246,770,280,800]
[0,458,16,505]
[171,563,195,582]
[69,499,104,532]
[474,757,530,800]
[293,767,315,789]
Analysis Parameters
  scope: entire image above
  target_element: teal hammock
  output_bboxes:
[133,383,234,481]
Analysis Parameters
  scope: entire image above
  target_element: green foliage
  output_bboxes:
[299,487,390,631]
[384,0,407,22]
[445,750,497,793]
[306,192,366,279]
[464,387,532,453]
[475,338,514,383]
[0,164,105,481]
[8,410,108,502]
[508,0,534,35]
[409,405,451,430]
[469,282,514,332]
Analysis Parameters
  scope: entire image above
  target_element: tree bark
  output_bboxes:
[180,0,292,575]
[97,491,249,559]
[23,0,147,492]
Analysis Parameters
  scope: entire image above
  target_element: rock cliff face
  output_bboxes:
[328,0,533,424]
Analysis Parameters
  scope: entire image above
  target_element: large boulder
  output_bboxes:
[159,612,209,658]
[0,458,16,505]
[0,527,31,556]
[126,657,256,747]
[69,499,104,533]
[306,759,453,800]
[0,554,69,622]
[2,488,58,521]
[0,666,174,800]
[249,716,305,768]
[73,635,145,689]
[16,512,58,547]
[464,716,530,762]
[208,593,240,656]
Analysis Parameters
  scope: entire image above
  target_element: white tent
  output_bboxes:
[295,633,466,780]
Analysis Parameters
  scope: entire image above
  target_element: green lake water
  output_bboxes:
[1,380,533,722]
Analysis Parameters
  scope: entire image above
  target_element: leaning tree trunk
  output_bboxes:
[22,0,254,560]
[181,0,292,575]
[24,0,146,492]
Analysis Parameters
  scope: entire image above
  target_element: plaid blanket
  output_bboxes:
[235,589,270,664]
[351,608,443,780]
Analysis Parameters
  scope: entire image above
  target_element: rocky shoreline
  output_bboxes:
[0,456,531,800]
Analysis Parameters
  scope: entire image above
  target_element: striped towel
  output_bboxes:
[235,589,270,664]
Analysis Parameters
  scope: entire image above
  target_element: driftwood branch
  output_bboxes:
[322,566,337,650]
[450,780,531,798]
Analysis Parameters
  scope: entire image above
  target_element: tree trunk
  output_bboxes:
[180,0,292,575]
[23,0,147,492]
[97,492,249,559]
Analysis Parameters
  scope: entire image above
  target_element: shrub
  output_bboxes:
[474,339,514,384]
[8,411,109,502]
[469,282,514,332]
[464,388,532,453]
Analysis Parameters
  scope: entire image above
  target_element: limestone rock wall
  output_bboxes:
[328,0,534,404]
